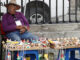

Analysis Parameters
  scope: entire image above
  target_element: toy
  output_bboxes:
[7,51,11,60]
[3,37,50,50]
[17,52,21,60]
[48,37,80,49]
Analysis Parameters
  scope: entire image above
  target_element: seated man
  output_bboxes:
[2,0,38,41]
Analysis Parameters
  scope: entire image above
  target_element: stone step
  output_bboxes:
[29,23,80,38]
[30,23,80,32]
[31,31,80,38]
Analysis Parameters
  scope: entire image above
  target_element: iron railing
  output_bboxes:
[0,0,80,24]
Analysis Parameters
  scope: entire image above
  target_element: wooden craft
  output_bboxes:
[48,37,80,49]
[3,38,50,51]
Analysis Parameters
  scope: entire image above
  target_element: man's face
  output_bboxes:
[8,5,16,14]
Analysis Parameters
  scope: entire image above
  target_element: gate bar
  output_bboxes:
[21,0,24,13]
[35,0,38,24]
[75,0,78,22]
[49,0,51,23]
[28,0,30,24]
[69,0,71,22]
[63,0,65,22]
[56,0,58,23]
[43,0,45,24]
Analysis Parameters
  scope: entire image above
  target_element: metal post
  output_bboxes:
[56,0,58,23]
[0,0,2,55]
[49,0,52,23]
[0,0,1,57]
[69,0,71,22]
[29,0,30,24]
[63,0,65,22]
[6,0,8,12]
[0,0,1,20]
[21,0,23,13]
[35,0,38,24]
[43,0,44,24]
[0,0,1,13]
[75,0,78,22]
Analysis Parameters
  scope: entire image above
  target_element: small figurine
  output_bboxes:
[35,43,38,47]
[26,45,30,48]
[31,43,35,47]
[7,51,11,60]
[17,52,21,60]
[27,39,29,43]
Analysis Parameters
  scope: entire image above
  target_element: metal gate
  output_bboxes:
[0,0,80,24]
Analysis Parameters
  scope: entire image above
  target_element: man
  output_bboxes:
[2,0,38,41]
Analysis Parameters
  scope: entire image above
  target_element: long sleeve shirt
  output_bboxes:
[2,12,29,34]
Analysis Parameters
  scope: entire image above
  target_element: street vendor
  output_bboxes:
[2,0,38,41]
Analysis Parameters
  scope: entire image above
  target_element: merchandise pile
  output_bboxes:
[2,37,50,51]
[48,37,80,49]
[2,37,80,50]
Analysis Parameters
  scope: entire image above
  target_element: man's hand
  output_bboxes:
[23,26,30,31]
[16,26,23,30]
[20,28,26,34]
[16,25,29,34]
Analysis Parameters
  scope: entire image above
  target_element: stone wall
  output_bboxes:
[30,23,80,38]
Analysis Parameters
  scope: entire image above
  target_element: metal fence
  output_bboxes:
[0,0,80,24]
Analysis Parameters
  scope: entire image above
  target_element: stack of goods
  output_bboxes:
[48,37,80,49]
[2,37,49,50]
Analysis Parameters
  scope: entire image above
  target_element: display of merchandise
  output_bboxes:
[2,37,49,50]
[48,37,80,49]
